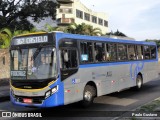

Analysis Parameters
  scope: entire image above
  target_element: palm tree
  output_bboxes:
[86,25,102,36]
[66,23,79,34]
[114,30,126,37]
[66,23,102,36]
[0,28,12,48]
[44,24,67,32]
[0,27,38,48]
[106,30,127,37]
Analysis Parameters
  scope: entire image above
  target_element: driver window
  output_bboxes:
[60,49,78,69]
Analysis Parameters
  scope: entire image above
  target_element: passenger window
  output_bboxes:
[61,49,78,69]
[101,43,106,62]
[137,46,143,60]
[94,42,104,62]
[117,44,127,61]
[80,42,93,63]
[128,45,136,60]
[150,46,156,59]
[144,46,150,59]
[107,43,117,61]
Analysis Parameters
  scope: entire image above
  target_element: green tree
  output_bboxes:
[0,27,38,48]
[44,24,66,32]
[43,23,102,36]
[0,28,12,48]
[66,23,79,34]
[0,0,59,31]
[86,25,102,36]
[146,39,160,48]
[106,30,127,37]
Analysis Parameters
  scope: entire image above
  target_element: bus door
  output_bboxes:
[59,48,80,103]
[59,48,79,81]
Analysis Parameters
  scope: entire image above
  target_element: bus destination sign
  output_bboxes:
[14,36,48,45]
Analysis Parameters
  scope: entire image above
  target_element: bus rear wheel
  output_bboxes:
[135,75,143,90]
[81,85,96,107]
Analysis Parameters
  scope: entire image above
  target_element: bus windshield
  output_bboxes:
[10,46,57,80]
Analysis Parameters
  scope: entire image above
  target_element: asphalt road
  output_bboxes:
[0,77,160,119]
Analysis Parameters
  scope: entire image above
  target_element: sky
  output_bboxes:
[80,0,160,40]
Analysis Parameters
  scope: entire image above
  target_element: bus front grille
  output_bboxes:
[14,95,45,104]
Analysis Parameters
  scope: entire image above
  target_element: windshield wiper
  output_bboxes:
[32,44,45,60]
[32,47,42,60]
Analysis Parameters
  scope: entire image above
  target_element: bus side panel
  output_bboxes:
[142,61,159,83]
[63,60,158,105]
[63,71,85,105]
[79,63,134,97]
[63,62,133,105]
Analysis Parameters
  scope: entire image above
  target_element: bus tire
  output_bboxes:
[81,85,96,107]
[135,75,143,90]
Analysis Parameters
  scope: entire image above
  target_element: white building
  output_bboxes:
[57,0,108,34]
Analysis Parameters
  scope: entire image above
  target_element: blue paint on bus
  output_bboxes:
[55,33,156,46]
[130,62,144,80]
[79,60,157,68]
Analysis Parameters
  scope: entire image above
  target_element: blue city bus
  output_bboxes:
[10,32,158,107]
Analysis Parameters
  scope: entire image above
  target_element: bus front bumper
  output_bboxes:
[10,85,64,108]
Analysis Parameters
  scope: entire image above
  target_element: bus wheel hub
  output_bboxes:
[84,91,92,101]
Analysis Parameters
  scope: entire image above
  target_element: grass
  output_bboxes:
[137,98,160,111]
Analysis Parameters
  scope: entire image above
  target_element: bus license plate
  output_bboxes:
[23,98,32,104]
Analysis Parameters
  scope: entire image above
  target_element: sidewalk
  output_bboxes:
[0,85,10,95]
[0,78,10,101]
[0,78,9,87]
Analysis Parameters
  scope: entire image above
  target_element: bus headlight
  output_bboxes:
[51,85,58,94]
[45,85,58,99]
[45,91,51,99]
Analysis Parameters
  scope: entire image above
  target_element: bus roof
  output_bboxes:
[12,32,156,46]
[55,32,156,46]
[15,32,47,37]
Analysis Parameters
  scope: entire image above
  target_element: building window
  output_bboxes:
[2,56,5,65]
[84,13,90,21]
[65,8,72,13]
[92,16,97,23]
[59,9,63,13]
[98,18,103,25]
[76,9,83,19]
[104,20,108,27]
[59,8,72,14]
[61,3,72,7]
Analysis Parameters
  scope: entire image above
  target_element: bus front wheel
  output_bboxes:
[81,85,96,107]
